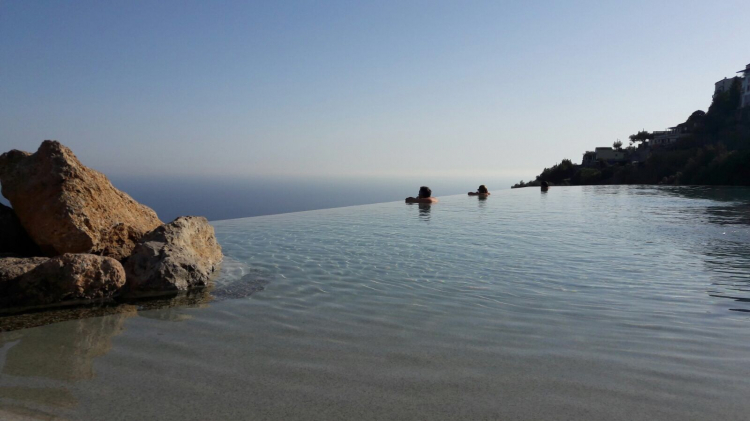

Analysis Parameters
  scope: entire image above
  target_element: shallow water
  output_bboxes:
[1,186,750,420]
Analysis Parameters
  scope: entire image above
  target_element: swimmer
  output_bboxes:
[468,185,490,196]
[405,186,438,204]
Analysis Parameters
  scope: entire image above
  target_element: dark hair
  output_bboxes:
[541,181,549,188]
[418,186,432,198]
[478,185,488,194]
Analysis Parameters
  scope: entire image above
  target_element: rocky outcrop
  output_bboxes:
[0,204,41,256]
[0,254,126,313]
[0,140,162,260]
[124,216,222,295]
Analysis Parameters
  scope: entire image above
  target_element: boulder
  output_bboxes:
[0,254,126,313]
[0,140,162,260]
[0,204,41,256]
[124,216,223,295]
[0,257,48,281]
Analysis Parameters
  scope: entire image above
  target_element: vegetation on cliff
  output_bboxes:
[513,78,750,188]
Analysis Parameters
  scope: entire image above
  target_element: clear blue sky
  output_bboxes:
[1,0,747,181]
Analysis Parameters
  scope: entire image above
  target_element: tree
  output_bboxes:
[629,130,653,145]
[613,140,623,150]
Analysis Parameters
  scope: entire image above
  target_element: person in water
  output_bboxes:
[405,186,438,204]
[541,181,549,191]
[468,185,490,196]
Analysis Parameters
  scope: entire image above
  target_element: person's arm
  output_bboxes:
[406,197,438,203]
[468,192,477,196]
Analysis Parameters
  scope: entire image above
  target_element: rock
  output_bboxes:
[0,140,162,260]
[0,257,48,281]
[124,216,223,295]
[0,254,126,313]
[0,204,41,256]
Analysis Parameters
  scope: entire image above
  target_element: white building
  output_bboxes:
[651,126,688,147]
[594,147,626,162]
[714,77,738,97]
[739,63,750,108]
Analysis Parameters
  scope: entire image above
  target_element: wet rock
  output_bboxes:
[0,204,41,257]
[124,216,223,295]
[0,254,126,313]
[0,140,162,259]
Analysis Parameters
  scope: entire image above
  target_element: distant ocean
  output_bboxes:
[1,176,518,222]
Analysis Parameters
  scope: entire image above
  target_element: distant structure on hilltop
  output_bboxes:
[581,147,627,166]
[714,76,740,98]
[581,145,648,167]
[739,63,750,108]
[652,123,692,148]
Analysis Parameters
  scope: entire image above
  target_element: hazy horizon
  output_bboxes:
[1,1,748,182]
[0,171,518,221]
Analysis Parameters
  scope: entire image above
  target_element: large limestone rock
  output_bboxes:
[124,216,223,295]
[0,140,162,260]
[0,204,41,256]
[0,254,126,313]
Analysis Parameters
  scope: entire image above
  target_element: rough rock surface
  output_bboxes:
[0,140,162,259]
[124,216,223,294]
[0,204,41,256]
[0,254,126,312]
[0,257,48,281]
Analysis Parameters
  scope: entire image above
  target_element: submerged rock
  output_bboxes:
[124,216,223,295]
[0,254,126,313]
[0,140,162,259]
[0,204,41,256]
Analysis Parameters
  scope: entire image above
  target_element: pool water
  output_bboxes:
[1,186,750,420]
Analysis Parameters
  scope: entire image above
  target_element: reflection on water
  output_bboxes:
[0,311,134,416]
[633,186,750,309]
[0,268,272,415]
[406,202,432,221]
[418,203,431,221]
[0,266,272,332]
[1,310,135,381]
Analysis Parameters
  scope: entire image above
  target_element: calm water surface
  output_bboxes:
[1,186,750,420]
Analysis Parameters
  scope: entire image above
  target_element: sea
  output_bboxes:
[2,176,518,222]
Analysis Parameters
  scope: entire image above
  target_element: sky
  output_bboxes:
[1,0,748,183]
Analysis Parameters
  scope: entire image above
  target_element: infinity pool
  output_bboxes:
[1,186,750,420]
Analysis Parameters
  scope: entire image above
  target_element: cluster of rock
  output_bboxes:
[0,140,222,314]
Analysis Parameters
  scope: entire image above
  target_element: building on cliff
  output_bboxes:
[582,147,629,166]
[739,63,750,108]
[714,77,740,98]
[581,151,597,167]
[652,126,689,148]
